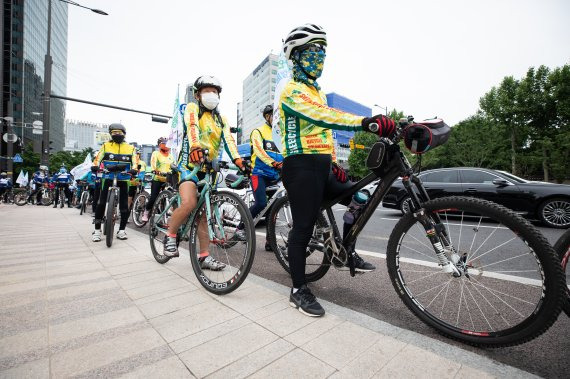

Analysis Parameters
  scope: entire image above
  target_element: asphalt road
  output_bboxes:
[248,207,569,379]
[124,203,568,378]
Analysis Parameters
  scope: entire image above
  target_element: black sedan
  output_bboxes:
[381,167,570,228]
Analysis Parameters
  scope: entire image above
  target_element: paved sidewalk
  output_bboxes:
[0,205,537,378]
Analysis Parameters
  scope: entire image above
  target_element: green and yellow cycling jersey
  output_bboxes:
[278,79,364,158]
[180,102,240,170]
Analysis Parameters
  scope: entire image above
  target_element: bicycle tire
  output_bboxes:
[267,195,331,282]
[80,191,89,215]
[386,196,565,347]
[553,228,570,317]
[189,191,255,295]
[41,190,53,206]
[131,192,148,227]
[14,192,27,206]
[105,190,117,247]
[149,190,173,264]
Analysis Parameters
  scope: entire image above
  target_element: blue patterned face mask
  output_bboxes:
[293,46,326,89]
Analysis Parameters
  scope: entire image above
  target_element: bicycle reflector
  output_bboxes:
[403,119,451,154]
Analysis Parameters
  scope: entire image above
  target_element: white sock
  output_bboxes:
[292,288,299,294]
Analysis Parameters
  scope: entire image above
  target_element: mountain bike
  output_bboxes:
[554,228,570,317]
[130,173,153,227]
[100,165,131,247]
[267,117,566,347]
[149,152,255,295]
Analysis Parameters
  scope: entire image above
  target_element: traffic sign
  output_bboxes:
[13,153,23,163]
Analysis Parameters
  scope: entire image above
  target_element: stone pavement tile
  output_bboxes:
[284,313,344,347]
[112,266,164,280]
[47,278,118,300]
[0,358,49,379]
[107,261,163,276]
[0,269,46,285]
[50,327,167,378]
[169,316,251,354]
[124,277,194,300]
[214,282,283,314]
[98,255,152,268]
[45,256,99,267]
[0,278,46,295]
[179,323,278,378]
[116,269,177,290]
[0,301,46,339]
[301,321,380,371]
[46,262,103,276]
[134,285,197,306]
[150,300,240,343]
[455,365,497,379]
[329,335,407,379]
[0,262,44,275]
[49,307,145,344]
[0,329,48,359]
[256,306,318,337]
[46,270,109,287]
[207,338,295,379]
[243,298,289,322]
[137,290,209,319]
[44,252,95,263]
[0,288,44,309]
[48,290,132,325]
[373,344,461,378]
[116,356,194,379]
[249,348,336,379]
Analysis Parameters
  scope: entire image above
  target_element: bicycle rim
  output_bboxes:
[105,191,116,248]
[132,193,148,227]
[189,191,255,294]
[387,196,564,347]
[149,190,173,264]
[268,196,330,282]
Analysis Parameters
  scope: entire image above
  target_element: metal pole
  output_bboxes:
[50,94,172,119]
[6,101,14,180]
[41,0,52,164]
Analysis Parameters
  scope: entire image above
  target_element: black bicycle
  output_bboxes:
[553,228,570,317]
[267,117,566,347]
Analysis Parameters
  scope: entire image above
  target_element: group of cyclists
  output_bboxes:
[3,23,396,318]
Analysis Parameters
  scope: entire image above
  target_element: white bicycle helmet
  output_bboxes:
[193,75,222,94]
[283,24,327,61]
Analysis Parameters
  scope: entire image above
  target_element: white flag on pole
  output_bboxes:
[15,170,25,186]
[272,50,292,152]
[70,153,92,179]
[166,86,183,161]
[23,171,29,186]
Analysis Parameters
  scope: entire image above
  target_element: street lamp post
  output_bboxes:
[41,0,108,164]
[373,104,388,117]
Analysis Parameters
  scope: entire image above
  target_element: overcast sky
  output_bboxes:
[63,0,570,145]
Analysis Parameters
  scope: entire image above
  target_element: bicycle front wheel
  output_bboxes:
[189,191,255,295]
[105,190,117,247]
[553,228,570,317]
[387,196,565,347]
[149,190,174,264]
[14,192,27,206]
[131,192,148,227]
[267,195,331,282]
[80,191,89,215]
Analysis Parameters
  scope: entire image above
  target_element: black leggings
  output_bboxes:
[94,180,129,230]
[282,154,353,288]
[145,180,166,211]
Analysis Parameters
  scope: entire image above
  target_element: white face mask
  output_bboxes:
[201,92,220,110]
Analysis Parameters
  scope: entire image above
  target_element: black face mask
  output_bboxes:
[111,134,125,144]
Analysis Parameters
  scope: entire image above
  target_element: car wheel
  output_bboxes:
[538,197,570,228]
[400,197,412,215]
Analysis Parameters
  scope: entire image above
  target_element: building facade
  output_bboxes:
[1,0,68,172]
[325,92,371,164]
[241,54,278,144]
[63,119,109,152]
[139,144,156,166]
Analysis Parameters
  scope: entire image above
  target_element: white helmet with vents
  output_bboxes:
[282,24,327,61]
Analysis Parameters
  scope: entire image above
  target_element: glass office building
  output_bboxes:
[1,0,68,168]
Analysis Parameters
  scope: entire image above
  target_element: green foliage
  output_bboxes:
[348,132,379,179]
[13,143,40,178]
[49,148,93,174]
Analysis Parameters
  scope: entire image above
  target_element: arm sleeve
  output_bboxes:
[281,90,364,132]
[93,145,104,165]
[251,130,275,166]
[150,152,158,171]
[183,104,201,149]
[221,116,240,162]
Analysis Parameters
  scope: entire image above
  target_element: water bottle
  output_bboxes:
[343,191,369,225]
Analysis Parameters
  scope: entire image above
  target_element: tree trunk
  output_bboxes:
[511,126,517,175]
[542,143,549,182]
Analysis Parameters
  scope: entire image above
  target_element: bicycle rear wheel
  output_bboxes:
[267,195,331,282]
[14,192,27,206]
[41,190,53,206]
[553,228,570,317]
[131,192,148,227]
[105,190,117,247]
[79,191,89,215]
[189,191,255,294]
[149,190,173,264]
[386,196,565,347]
